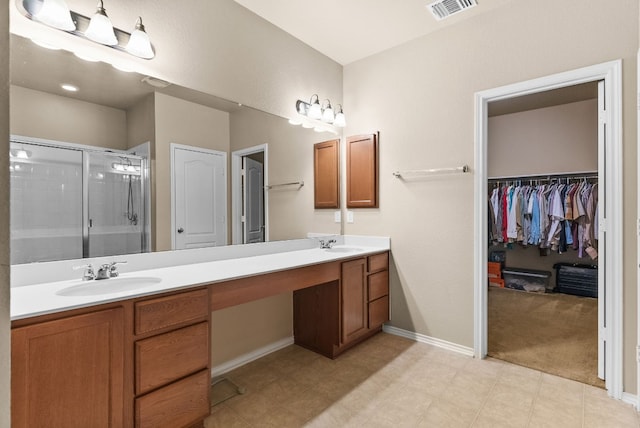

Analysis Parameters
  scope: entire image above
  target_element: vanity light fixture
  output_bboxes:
[32,0,75,31]
[19,0,156,60]
[293,94,346,132]
[85,0,118,46]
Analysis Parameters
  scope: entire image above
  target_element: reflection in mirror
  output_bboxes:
[10,33,341,264]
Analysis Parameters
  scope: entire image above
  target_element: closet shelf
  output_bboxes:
[488,170,597,183]
[392,165,469,178]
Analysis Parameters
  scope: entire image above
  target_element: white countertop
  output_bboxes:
[11,236,390,321]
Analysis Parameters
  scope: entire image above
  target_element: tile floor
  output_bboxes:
[204,333,639,427]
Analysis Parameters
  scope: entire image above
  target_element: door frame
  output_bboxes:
[473,60,623,399]
[170,143,228,250]
[231,144,269,244]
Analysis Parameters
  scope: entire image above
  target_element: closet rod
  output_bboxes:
[392,164,469,178]
[265,180,304,190]
[488,170,598,182]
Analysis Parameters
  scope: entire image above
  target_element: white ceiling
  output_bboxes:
[234,0,514,65]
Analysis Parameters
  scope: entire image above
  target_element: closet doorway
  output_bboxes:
[231,144,269,244]
[473,61,623,399]
[487,82,601,387]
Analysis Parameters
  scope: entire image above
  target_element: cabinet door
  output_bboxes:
[12,308,124,428]
[314,139,340,208]
[346,133,378,208]
[341,258,368,344]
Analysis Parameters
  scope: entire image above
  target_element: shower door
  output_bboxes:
[10,140,149,264]
[86,152,146,258]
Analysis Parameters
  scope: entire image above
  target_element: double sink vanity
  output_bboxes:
[10,235,390,428]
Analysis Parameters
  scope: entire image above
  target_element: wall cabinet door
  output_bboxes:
[341,258,368,344]
[314,139,340,208]
[12,307,125,428]
[346,133,378,208]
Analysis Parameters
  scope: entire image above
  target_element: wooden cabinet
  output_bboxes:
[346,133,379,208]
[314,139,340,208]
[12,307,125,428]
[341,258,368,344]
[293,251,390,358]
[133,289,211,428]
[12,288,211,428]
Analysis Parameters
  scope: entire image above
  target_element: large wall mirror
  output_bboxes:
[9,33,341,264]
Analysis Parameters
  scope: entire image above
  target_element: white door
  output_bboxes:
[597,79,606,380]
[243,156,264,243]
[172,145,227,249]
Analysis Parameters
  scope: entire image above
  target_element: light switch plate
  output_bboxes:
[334,211,341,223]
[347,211,354,223]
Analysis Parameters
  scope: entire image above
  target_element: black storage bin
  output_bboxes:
[553,263,598,298]
[502,268,550,293]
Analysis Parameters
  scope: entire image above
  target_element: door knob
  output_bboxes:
[177,227,184,233]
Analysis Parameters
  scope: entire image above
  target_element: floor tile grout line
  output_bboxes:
[525,372,544,427]
[469,360,504,427]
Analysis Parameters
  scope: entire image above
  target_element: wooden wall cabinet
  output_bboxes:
[12,307,125,428]
[293,251,390,358]
[314,139,340,208]
[346,133,379,208]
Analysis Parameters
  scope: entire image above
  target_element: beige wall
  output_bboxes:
[211,293,292,366]
[488,99,598,177]
[127,93,155,150]
[153,92,231,251]
[10,85,127,149]
[229,106,340,241]
[0,0,9,423]
[343,0,638,393]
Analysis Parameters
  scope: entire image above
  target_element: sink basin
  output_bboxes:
[56,276,162,297]
[324,246,363,253]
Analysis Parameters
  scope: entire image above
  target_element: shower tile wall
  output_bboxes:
[10,144,83,264]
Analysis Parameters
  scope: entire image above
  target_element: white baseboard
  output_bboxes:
[383,325,475,357]
[210,336,294,378]
[621,392,639,409]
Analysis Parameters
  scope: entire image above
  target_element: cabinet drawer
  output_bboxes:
[369,295,389,328]
[135,369,210,428]
[135,289,209,335]
[368,270,389,302]
[368,252,388,273]
[135,322,209,395]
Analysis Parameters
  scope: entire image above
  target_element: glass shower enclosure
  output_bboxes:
[10,140,150,264]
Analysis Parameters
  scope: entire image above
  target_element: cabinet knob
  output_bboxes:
[177,227,184,234]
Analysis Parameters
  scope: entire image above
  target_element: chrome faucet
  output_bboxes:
[319,238,337,249]
[95,261,127,280]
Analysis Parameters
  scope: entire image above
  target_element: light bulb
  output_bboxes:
[33,0,76,31]
[126,17,154,59]
[85,0,118,46]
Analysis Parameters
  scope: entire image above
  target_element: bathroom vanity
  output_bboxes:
[10,237,389,428]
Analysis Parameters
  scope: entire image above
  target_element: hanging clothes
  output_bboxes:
[488,177,598,259]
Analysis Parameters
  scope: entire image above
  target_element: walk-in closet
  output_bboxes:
[486,81,603,388]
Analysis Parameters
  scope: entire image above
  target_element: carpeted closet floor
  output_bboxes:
[488,286,604,388]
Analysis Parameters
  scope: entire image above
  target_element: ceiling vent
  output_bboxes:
[428,0,477,21]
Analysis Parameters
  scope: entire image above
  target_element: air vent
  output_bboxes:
[428,0,477,21]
